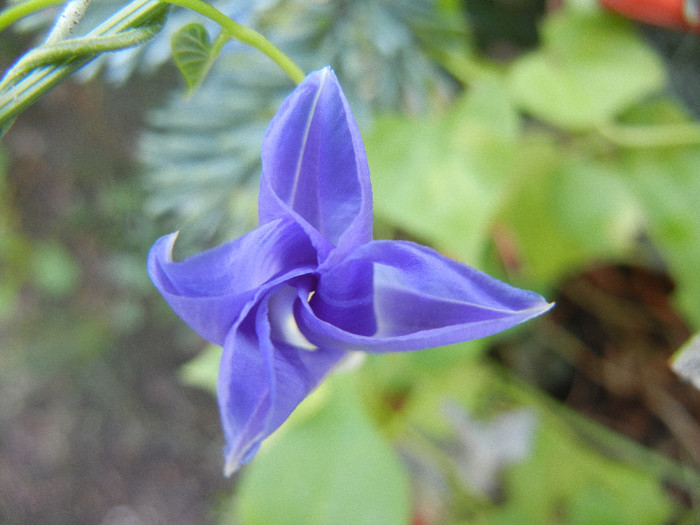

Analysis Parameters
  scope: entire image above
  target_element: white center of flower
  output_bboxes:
[269,286,318,352]
[281,310,318,352]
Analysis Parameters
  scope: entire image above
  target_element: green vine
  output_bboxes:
[0,25,161,91]
[163,0,305,85]
[0,0,167,137]
[0,0,65,33]
[0,0,305,138]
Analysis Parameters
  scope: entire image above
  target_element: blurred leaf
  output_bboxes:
[31,241,81,298]
[234,372,411,525]
[171,23,217,95]
[141,50,286,251]
[369,358,676,524]
[178,343,222,394]
[508,8,664,130]
[497,138,641,286]
[623,145,700,326]
[494,408,674,525]
[142,0,463,249]
[367,77,519,264]
[9,310,110,373]
[0,147,29,317]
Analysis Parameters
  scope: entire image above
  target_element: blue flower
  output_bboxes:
[148,67,552,475]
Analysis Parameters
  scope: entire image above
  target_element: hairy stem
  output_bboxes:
[1,25,160,90]
[0,0,166,136]
[45,0,92,43]
[0,0,65,33]
[0,0,304,136]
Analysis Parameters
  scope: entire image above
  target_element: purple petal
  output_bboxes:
[258,67,373,264]
[147,218,317,345]
[311,258,376,336]
[296,241,553,352]
[219,286,347,475]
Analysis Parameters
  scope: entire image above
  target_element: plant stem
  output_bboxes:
[0,0,65,33]
[161,0,305,84]
[1,25,160,90]
[45,0,92,43]
[598,121,700,148]
[0,0,166,136]
[0,0,304,136]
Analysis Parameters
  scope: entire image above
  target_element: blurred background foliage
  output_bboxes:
[2,0,700,523]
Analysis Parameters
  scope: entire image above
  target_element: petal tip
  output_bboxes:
[148,230,180,264]
[308,65,334,81]
[223,456,240,478]
[223,459,237,478]
[535,300,556,316]
[223,440,261,477]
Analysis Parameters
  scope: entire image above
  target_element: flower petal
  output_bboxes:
[311,258,377,336]
[297,240,553,352]
[147,218,317,345]
[258,67,373,263]
[219,286,346,475]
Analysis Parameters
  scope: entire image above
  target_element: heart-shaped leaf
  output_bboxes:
[171,23,219,95]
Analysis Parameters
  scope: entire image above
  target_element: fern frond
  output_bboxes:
[141,0,468,248]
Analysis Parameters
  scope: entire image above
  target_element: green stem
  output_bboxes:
[1,25,160,90]
[161,0,305,84]
[0,0,303,136]
[598,121,700,148]
[0,0,166,136]
[210,29,228,59]
[45,0,92,43]
[0,0,65,33]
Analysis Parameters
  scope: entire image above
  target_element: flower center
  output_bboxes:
[269,286,318,352]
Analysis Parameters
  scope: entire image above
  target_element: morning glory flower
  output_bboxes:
[148,67,552,475]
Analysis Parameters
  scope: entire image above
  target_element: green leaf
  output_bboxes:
[367,77,520,264]
[497,140,642,286]
[381,359,676,525]
[31,241,81,298]
[508,9,664,130]
[178,343,222,394]
[622,145,700,327]
[496,411,674,525]
[171,23,219,95]
[234,372,411,525]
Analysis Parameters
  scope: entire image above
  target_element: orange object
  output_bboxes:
[600,0,700,32]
